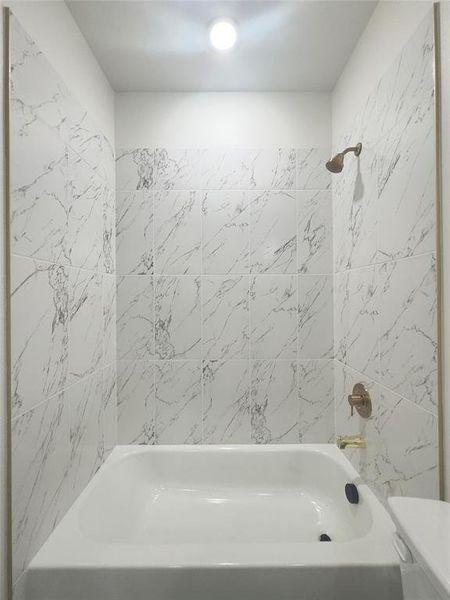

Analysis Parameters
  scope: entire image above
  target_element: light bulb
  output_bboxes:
[209,19,237,51]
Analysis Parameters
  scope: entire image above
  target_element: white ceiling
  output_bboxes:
[67,1,377,92]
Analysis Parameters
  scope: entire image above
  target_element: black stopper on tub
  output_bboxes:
[345,483,359,504]
[319,534,332,542]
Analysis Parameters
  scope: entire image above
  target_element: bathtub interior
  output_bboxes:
[78,445,374,545]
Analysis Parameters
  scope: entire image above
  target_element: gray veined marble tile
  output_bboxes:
[117,361,155,445]
[116,275,154,360]
[333,147,378,272]
[297,191,332,274]
[250,191,297,274]
[298,359,334,443]
[202,148,297,190]
[334,362,438,501]
[12,256,69,418]
[202,360,250,443]
[11,117,69,265]
[379,254,437,413]
[250,275,297,359]
[12,392,71,582]
[116,190,153,275]
[154,190,201,275]
[364,385,438,500]
[154,148,202,190]
[67,149,104,272]
[202,191,249,274]
[10,15,71,142]
[68,269,103,385]
[377,107,435,261]
[203,276,249,359]
[103,184,116,275]
[334,266,379,379]
[298,274,333,359]
[64,107,104,172]
[155,148,296,190]
[251,360,298,443]
[102,274,116,367]
[116,148,154,191]
[377,11,434,140]
[102,364,117,454]
[155,360,202,444]
[296,148,331,190]
[155,276,201,359]
[68,370,104,500]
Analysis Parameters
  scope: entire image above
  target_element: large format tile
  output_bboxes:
[116,190,153,275]
[250,191,296,274]
[154,190,201,275]
[117,360,155,444]
[202,191,249,274]
[333,147,378,272]
[116,148,154,191]
[203,276,249,359]
[102,364,117,454]
[102,274,116,367]
[116,276,154,360]
[298,359,334,443]
[334,266,379,380]
[11,117,69,265]
[377,110,435,261]
[297,191,332,274]
[155,360,202,443]
[155,276,201,359]
[155,148,296,190]
[12,392,70,582]
[251,360,298,443]
[334,362,438,501]
[12,256,69,417]
[67,150,104,271]
[378,254,437,413]
[202,360,250,443]
[250,275,297,359]
[68,269,103,384]
[298,274,333,359]
[68,370,104,499]
[297,148,331,190]
[377,11,434,140]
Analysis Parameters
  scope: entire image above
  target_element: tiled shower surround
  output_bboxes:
[8,5,440,594]
[333,12,439,501]
[10,17,116,584]
[115,148,334,445]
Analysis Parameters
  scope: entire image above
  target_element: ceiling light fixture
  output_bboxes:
[209,18,237,51]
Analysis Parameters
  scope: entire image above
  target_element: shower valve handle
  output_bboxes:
[347,383,372,419]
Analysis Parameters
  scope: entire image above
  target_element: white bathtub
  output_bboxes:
[25,445,401,600]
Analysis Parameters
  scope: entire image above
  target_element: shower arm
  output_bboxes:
[342,143,362,157]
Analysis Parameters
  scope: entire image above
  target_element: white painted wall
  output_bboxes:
[332,1,433,142]
[116,92,330,148]
[438,2,450,501]
[6,0,114,143]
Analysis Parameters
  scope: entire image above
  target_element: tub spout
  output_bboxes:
[336,435,366,450]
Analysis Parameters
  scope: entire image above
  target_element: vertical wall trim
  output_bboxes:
[3,6,12,597]
[2,5,12,598]
[3,6,11,596]
[433,2,445,501]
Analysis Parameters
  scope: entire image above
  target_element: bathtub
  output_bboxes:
[25,444,402,600]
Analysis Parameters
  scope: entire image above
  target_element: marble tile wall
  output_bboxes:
[115,147,334,445]
[10,16,116,585]
[332,11,439,501]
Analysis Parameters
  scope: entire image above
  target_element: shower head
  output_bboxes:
[326,143,362,173]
